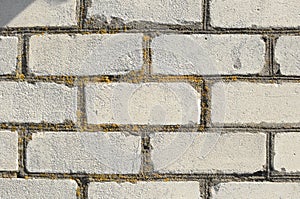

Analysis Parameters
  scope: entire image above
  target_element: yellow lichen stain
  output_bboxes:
[102,76,111,83]
[132,126,139,132]
[198,125,205,131]
[231,76,238,81]
[11,126,17,132]
[143,49,148,60]
[1,124,8,129]
[163,178,170,182]
[226,76,238,81]
[143,35,150,41]
[100,29,107,34]
[16,73,25,80]
[38,124,43,131]
[24,176,29,180]
[64,76,75,85]
[76,187,81,197]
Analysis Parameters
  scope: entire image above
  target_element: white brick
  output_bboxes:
[0,179,77,199]
[26,132,141,174]
[210,0,300,28]
[0,131,18,171]
[29,34,143,76]
[0,0,77,27]
[87,0,202,24]
[275,36,300,76]
[88,181,201,199]
[0,37,18,75]
[85,83,200,125]
[211,182,300,199]
[151,132,266,173]
[211,82,300,125]
[0,82,77,123]
[274,132,300,172]
[152,35,265,75]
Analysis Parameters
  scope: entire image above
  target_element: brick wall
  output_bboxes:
[0,0,300,198]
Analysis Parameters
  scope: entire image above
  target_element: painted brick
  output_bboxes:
[275,36,300,76]
[29,34,143,76]
[0,131,18,171]
[151,132,266,173]
[85,82,201,125]
[0,82,77,123]
[0,179,77,199]
[210,0,300,28]
[152,35,265,75]
[274,132,300,172]
[211,182,300,199]
[87,0,202,24]
[26,132,141,174]
[211,82,300,125]
[0,36,18,75]
[0,0,77,27]
[88,181,201,199]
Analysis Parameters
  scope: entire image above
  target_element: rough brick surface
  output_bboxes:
[0,179,77,199]
[275,36,300,76]
[0,82,77,123]
[0,131,18,171]
[274,132,300,172]
[29,34,143,76]
[0,0,77,27]
[88,181,201,199]
[210,0,300,28]
[152,35,265,75]
[85,83,200,125]
[0,36,18,75]
[87,0,202,24]
[26,132,141,174]
[211,82,300,125]
[151,132,266,173]
[211,182,300,199]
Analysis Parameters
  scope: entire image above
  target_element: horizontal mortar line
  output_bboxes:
[0,122,77,131]
[211,126,300,131]
[1,124,300,133]
[0,172,269,181]
[0,25,300,35]
[3,171,300,180]
[1,75,300,85]
[270,173,300,179]
[81,125,300,133]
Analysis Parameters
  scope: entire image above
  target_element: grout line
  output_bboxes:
[0,74,300,87]
[75,178,89,199]
[142,34,152,78]
[0,124,300,133]
[17,130,26,178]
[202,0,210,30]
[16,34,30,78]
[266,132,271,180]
[269,132,276,177]
[79,0,87,29]
[268,36,275,76]
[262,35,272,76]
[77,81,87,131]
[204,180,210,199]
[271,36,280,75]
[1,27,300,36]
[200,79,211,129]
[140,133,154,174]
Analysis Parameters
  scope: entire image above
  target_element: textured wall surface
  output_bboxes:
[0,0,299,198]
